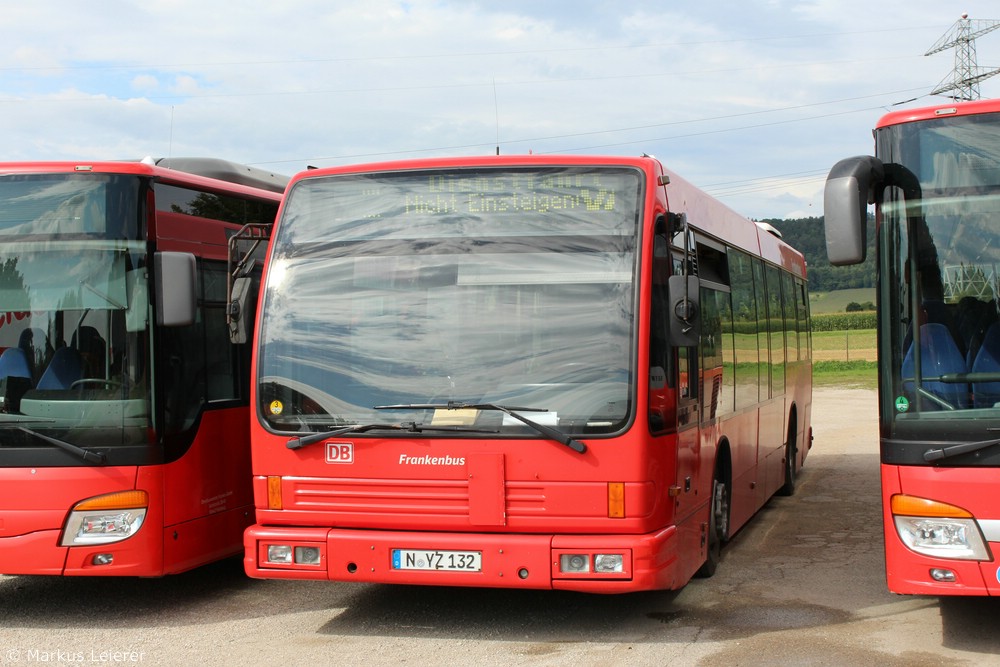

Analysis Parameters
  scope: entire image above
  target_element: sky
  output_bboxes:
[2,0,999,220]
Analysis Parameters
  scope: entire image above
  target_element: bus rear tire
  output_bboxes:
[777,418,797,497]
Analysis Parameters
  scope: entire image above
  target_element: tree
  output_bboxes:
[766,216,876,293]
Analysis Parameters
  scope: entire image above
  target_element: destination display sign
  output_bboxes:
[284,166,642,242]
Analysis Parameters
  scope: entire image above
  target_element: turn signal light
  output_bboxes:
[608,482,625,518]
[267,476,282,510]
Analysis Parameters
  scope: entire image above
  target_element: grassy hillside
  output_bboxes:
[809,288,876,315]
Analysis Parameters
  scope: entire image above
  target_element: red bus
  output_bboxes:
[825,97,1000,595]
[0,157,286,576]
[241,155,812,592]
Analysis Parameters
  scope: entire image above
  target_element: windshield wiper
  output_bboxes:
[15,426,106,464]
[924,437,1000,462]
[374,402,587,454]
[286,421,496,450]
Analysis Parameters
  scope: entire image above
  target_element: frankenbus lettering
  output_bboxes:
[398,454,466,466]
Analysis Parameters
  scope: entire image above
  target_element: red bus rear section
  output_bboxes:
[0,158,286,576]
[244,155,812,592]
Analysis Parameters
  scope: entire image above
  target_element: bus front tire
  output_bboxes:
[695,474,730,578]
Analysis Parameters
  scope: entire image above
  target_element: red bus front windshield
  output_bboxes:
[0,174,151,461]
[875,112,1000,463]
[257,167,640,439]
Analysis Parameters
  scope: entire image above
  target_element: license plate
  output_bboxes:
[391,549,482,572]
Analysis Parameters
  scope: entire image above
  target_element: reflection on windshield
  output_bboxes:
[882,113,1000,419]
[0,240,151,449]
[892,196,1000,412]
[0,240,131,311]
[258,166,640,437]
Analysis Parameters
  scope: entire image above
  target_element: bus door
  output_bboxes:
[674,343,701,523]
[649,217,700,529]
[671,229,702,527]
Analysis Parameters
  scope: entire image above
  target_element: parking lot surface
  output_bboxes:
[2,388,999,666]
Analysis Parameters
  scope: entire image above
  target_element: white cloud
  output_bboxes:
[131,75,159,91]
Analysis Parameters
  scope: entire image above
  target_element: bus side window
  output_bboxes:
[202,262,240,401]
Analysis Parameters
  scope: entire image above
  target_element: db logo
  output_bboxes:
[325,441,354,464]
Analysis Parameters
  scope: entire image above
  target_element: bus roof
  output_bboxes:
[153,157,288,194]
[0,158,288,196]
[876,97,1000,130]
[288,153,662,185]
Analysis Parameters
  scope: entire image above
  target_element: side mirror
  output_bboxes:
[824,156,883,266]
[154,252,197,327]
[228,275,254,344]
[668,275,700,347]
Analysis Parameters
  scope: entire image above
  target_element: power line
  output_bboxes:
[0,25,944,73]
[703,171,828,198]
[249,86,931,167]
[0,54,926,104]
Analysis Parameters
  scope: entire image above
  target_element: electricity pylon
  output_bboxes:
[925,14,1000,101]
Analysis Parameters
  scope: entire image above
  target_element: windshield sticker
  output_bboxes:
[895,396,910,413]
[269,400,284,416]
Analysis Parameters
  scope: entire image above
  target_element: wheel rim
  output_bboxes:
[712,478,729,541]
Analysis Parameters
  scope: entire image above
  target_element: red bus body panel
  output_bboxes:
[0,410,253,576]
[882,464,1000,595]
[0,160,281,576]
[245,524,679,592]
[0,466,137,575]
[863,99,1000,596]
[876,97,1000,130]
[244,155,811,592]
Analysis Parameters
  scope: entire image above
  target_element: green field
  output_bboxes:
[809,288,876,315]
[809,289,877,388]
[811,328,875,360]
[813,360,877,389]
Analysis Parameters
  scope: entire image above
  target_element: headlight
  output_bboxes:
[894,516,990,560]
[891,494,992,561]
[594,553,624,573]
[61,491,148,546]
[267,545,293,564]
[559,554,590,573]
[265,543,323,566]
